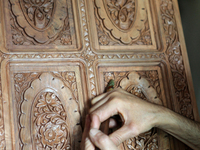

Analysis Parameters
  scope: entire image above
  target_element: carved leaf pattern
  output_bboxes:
[22,0,55,29]
[9,0,72,46]
[95,6,152,46]
[161,0,193,119]
[106,0,136,30]
[33,92,70,149]
[103,71,160,149]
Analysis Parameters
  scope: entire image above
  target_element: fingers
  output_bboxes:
[90,95,110,113]
[109,125,135,146]
[81,115,95,150]
[84,137,95,150]
[89,128,118,150]
[90,99,120,129]
[91,93,107,105]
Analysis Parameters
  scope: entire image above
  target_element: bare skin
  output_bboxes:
[81,88,200,150]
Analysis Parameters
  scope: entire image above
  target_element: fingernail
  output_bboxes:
[89,128,99,137]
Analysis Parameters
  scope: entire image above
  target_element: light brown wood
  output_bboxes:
[0,0,199,149]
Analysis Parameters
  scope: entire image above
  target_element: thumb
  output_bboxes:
[89,128,118,150]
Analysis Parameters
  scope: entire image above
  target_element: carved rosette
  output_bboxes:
[95,0,152,45]
[10,0,70,44]
[104,71,162,149]
[161,0,193,119]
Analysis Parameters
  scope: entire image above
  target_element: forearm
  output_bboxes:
[155,106,200,149]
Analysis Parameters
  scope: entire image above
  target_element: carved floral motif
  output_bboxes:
[9,0,72,45]
[161,0,193,119]
[95,0,152,45]
[103,71,161,149]
[33,92,70,149]
[60,34,72,45]
[14,74,25,85]
[13,72,80,149]
[106,0,136,30]
[125,131,158,150]
[20,0,55,30]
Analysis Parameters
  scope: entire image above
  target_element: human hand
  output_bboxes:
[81,115,118,150]
[89,88,161,146]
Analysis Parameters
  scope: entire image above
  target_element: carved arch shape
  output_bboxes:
[20,73,81,149]
[95,0,148,44]
[120,72,162,105]
[10,0,67,43]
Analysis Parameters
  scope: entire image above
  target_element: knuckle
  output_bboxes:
[128,123,140,136]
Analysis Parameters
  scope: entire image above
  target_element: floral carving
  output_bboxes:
[14,74,25,85]
[147,71,159,82]
[20,0,55,30]
[106,0,136,30]
[34,92,70,149]
[161,0,193,119]
[65,72,75,83]
[60,35,72,45]
[9,0,73,46]
[125,131,158,150]
[13,72,80,149]
[95,6,152,46]
[95,0,152,45]
[12,34,24,45]
[99,35,109,45]
[129,86,146,100]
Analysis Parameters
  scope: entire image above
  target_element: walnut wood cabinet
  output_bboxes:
[0,0,199,149]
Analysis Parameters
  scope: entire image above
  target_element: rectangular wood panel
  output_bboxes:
[2,59,88,149]
[2,0,82,52]
[87,0,163,52]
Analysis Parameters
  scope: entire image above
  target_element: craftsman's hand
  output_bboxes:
[89,88,161,146]
[81,115,118,150]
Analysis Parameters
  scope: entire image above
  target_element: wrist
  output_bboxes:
[153,105,178,132]
[152,105,171,129]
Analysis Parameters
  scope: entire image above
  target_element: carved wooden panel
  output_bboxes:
[2,60,88,150]
[2,0,82,52]
[0,0,199,149]
[87,0,162,52]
